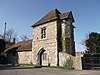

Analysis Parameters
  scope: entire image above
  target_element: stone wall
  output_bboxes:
[59,52,84,70]
[7,51,32,64]
[32,21,58,66]
[59,52,70,66]
[18,51,32,64]
[61,19,75,56]
[74,52,84,70]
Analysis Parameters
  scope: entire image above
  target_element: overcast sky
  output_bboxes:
[0,0,100,52]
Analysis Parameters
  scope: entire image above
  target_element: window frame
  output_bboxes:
[41,27,46,39]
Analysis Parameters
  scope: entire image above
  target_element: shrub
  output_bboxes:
[63,57,73,70]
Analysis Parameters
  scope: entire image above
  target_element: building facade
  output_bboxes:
[5,40,32,64]
[32,9,75,66]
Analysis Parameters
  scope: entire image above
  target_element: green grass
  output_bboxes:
[48,66,65,69]
[17,64,35,66]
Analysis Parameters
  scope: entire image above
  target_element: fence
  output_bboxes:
[82,54,100,69]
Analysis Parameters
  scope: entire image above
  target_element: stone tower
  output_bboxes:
[32,9,75,66]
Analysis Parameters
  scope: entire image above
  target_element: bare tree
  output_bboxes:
[0,34,3,39]
[20,34,29,41]
[0,28,17,42]
[0,28,17,49]
[5,28,17,42]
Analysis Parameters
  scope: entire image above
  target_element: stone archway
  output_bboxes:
[37,48,45,66]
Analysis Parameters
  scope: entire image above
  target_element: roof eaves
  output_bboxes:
[32,17,58,27]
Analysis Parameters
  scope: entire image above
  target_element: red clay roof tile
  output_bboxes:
[32,9,74,27]
[5,40,32,52]
[32,9,61,27]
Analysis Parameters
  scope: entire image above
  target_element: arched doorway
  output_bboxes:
[37,48,45,66]
[37,48,49,66]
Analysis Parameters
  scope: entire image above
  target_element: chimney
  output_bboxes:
[13,38,16,44]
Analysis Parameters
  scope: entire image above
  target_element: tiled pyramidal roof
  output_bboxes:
[32,9,74,27]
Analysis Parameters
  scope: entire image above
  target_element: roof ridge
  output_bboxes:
[32,9,74,27]
[5,40,32,52]
[32,9,61,27]
[15,39,32,44]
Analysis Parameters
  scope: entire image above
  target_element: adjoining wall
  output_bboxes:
[59,52,70,66]
[59,52,76,69]
[18,51,32,64]
[74,52,84,70]
[7,51,32,64]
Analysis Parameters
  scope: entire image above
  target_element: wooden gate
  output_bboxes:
[82,54,100,69]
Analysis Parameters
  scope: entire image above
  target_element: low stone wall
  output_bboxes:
[7,51,32,64]
[74,52,84,70]
[59,52,83,70]
[59,52,70,66]
[18,51,32,64]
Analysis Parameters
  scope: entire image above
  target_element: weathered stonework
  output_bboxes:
[32,21,58,66]
[7,51,32,64]
[32,9,76,67]
[59,52,70,66]
[74,52,84,70]
[6,9,83,69]
[6,9,84,70]
[18,51,32,64]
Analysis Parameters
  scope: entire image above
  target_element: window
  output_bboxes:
[42,53,47,60]
[41,27,46,39]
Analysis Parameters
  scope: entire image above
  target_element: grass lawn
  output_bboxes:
[48,66,65,69]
